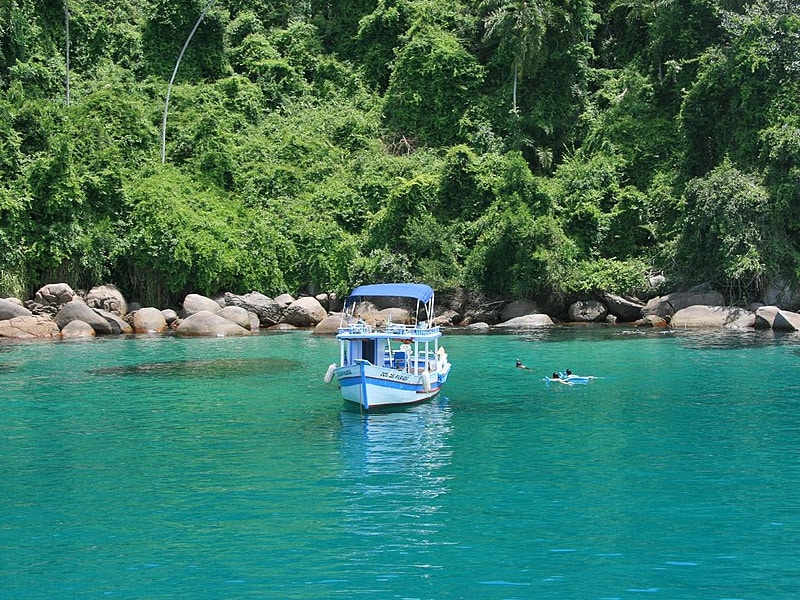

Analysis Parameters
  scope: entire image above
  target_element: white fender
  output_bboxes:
[324,363,337,384]
[421,370,431,392]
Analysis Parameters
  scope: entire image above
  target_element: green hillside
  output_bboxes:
[1,0,798,308]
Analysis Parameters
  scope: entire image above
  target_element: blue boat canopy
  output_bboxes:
[346,283,434,304]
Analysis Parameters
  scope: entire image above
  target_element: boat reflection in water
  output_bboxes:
[337,399,455,564]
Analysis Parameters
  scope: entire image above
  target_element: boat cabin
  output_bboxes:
[337,322,442,375]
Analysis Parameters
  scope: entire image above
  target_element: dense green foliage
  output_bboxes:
[0,0,797,307]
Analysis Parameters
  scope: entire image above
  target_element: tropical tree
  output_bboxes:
[121,165,291,306]
[480,0,546,112]
[464,202,576,299]
[383,25,484,146]
[64,0,70,105]
[673,158,780,301]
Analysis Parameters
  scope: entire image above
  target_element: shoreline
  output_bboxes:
[2,284,800,343]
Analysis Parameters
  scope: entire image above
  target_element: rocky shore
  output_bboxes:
[2,282,800,342]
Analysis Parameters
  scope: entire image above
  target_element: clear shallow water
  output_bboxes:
[1,327,800,599]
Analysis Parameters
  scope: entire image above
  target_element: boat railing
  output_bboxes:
[385,323,408,335]
[380,348,439,373]
[410,324,439,336]
[339,323,440,337]
[412,350,439,373]
[386,324,440,337]
[338,322,372,335]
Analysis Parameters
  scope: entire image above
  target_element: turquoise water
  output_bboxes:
[2,327,799,599]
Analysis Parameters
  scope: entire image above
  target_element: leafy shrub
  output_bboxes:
[121,165,290,305]
[551,148,656,259]
[383,26,483,147]
[465,203,576,299]
[563,258,650,297]
[673,158,777,301]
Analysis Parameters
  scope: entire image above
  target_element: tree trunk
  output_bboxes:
[513,67,518,112]
[64,0,70,106]
[161,0,218,163]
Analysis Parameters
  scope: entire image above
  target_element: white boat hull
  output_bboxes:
[335,362,450,409]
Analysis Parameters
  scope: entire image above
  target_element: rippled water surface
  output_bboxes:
[2,327,800,599]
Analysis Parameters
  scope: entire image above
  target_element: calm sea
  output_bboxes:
[1,327,799,599]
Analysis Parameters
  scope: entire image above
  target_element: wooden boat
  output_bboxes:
[324,283,451,410]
